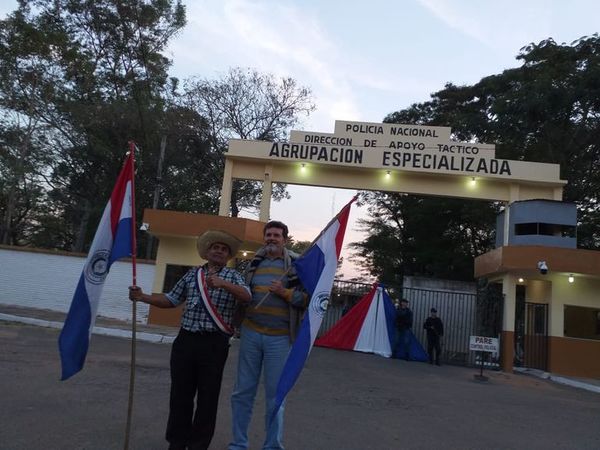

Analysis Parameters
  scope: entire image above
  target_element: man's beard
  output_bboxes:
[265,243,278,253]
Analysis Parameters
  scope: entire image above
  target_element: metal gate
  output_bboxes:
[515,302,548,371]
[319,279,504,368]
[404,283,503,367]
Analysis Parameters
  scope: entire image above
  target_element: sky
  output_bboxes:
[1,0,599,278]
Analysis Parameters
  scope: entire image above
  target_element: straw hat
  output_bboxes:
[196,230,242,260]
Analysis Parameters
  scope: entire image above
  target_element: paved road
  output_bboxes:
[2,322,600,450]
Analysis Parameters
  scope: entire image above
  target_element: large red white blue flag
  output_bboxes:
[317,282,429,361]
[315,283,397,357]
[271,195,355,422]
[59,152,135,380]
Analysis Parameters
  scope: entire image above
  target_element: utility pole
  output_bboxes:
[145,135,167,259]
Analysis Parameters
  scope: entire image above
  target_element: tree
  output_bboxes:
[0,113,49,245]
[181,67,316,217]
[0,4,317,259]
[349,192,497,283]
[287,238,311,255]
[0,0,187,252]
[353,34,600,281]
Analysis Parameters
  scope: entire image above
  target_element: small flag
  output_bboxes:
[59,151,135,380]
[270,195,355,422]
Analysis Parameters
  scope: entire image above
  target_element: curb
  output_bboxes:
[550,375,600,394]
[514,366,600,394]
[0,313,175,344]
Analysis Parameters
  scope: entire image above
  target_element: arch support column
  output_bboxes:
[259,164,273,222]
[219,159,234,217]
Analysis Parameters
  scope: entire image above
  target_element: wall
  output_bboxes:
[403,276,476,293]
[147,235,204,326]
[496,200,577,248]
[510,200,576,227]
[0,247,155,323]
[549,336,600,378]
[524,279,551,303]
[151,235,202,293]
[549,275,600,338]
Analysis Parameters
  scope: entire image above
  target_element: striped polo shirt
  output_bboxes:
[243,256,293,336]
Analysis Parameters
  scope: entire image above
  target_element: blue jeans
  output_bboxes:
[229,326,291,450]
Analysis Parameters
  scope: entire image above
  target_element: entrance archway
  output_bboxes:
[219,119,565,223]
[218,119,568,373]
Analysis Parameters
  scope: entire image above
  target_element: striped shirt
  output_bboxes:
[244,256,306,336]
[166,265,249,333]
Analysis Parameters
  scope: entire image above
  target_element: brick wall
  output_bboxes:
[0,247,155,323]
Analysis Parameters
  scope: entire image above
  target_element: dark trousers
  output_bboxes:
[394,329,411,359]
[427,336,441,365]
[166,329,230,450]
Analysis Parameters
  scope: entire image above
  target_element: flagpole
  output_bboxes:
[124,142,137,450]
[254,194,358,309]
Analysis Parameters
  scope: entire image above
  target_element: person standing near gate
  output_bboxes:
[394,298,413,359]
[129,230,251,450]
[424,307,444,365]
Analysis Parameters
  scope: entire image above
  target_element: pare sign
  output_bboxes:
[469,336,499,353]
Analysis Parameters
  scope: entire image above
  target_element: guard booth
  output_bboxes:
[475,200,600,378]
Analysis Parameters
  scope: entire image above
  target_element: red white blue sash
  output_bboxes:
[195,268,234,336]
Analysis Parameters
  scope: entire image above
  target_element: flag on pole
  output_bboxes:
[59,151,135,380]
[270,195,356,422]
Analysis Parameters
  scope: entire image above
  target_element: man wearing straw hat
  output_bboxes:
[129,229,251,450]
[229,220,308,450]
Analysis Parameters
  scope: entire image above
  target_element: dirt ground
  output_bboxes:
[2,322,600,450]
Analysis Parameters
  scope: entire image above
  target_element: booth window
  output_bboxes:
[515,222,538,235]
[515,222,576,237]
[163,264,194,292]
[564,305,600,341]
